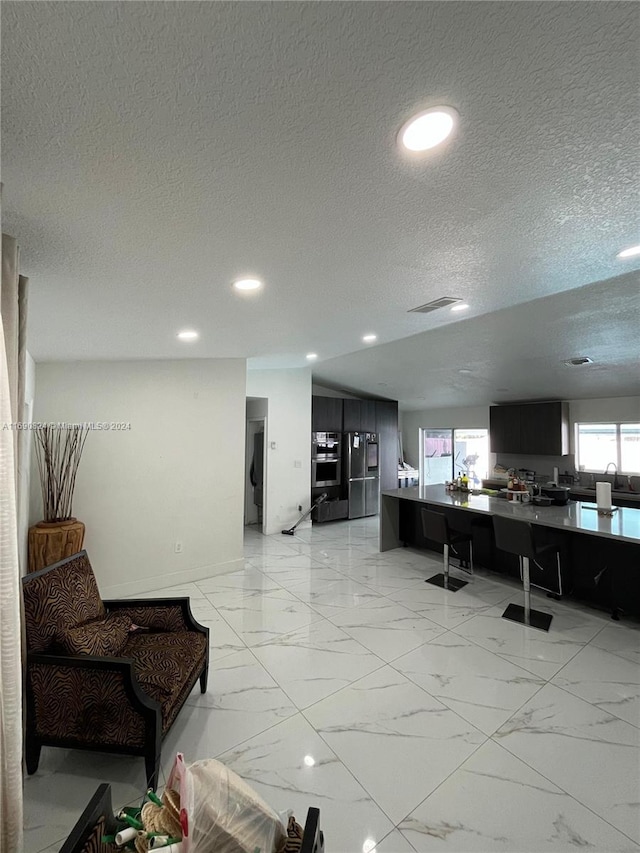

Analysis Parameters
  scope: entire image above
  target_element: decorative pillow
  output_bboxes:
[58,613,132,657]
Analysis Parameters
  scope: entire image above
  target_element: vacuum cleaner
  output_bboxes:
[282,493,328,535]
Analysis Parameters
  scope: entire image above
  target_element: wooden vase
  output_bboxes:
[28,518,86,573]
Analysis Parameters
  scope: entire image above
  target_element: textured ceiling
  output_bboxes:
[315,271,640,409]
[2,1,639,406]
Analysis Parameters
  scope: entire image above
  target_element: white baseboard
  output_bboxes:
[101,557,244,598]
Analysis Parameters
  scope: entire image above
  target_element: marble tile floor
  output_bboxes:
[24,518,640,852]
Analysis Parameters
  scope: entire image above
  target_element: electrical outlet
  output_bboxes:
[294,459,302,468]
[174,541,183,554]
[298,505,303,512]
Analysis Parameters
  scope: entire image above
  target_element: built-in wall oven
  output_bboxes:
[312,432,342,487]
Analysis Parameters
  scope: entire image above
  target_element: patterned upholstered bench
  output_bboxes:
[22,551,209,789]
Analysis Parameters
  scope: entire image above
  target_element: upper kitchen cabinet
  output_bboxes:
[490,402,569,456]
[519,402,569,456]
[489,404,521,454]
[342,398,360,432]
[361,400,377,432]
[342,398,376,432]
[312,396,343,432]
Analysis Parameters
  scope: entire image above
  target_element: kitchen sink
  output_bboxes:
[580,486,638,498]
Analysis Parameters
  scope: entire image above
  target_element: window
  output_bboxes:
[576,423,640,474]
[420,427,489,486]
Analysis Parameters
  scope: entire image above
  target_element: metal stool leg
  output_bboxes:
[523,556,531,623]
[425,542,468,592]
[457,541,474,577]
[502,555,553,631]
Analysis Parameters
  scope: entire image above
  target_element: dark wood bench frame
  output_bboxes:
[23,554,209,790]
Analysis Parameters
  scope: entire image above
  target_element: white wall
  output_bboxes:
[18,350,36,574]
[32,359,246,596]
[401,396,640,471]
[247,368,311,535]
[568,397,640,444]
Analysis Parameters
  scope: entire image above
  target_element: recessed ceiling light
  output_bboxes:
[451,303,469,312]
[362,334,377,343]
[617,244,640,259]
[458,368,472,374]
[177,329,199,341]
[398,106,458,152]
[233,277,263,291]
[306,353,318,360]
[303,755,316,767]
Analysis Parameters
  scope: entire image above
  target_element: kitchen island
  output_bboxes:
[380,485,640,617]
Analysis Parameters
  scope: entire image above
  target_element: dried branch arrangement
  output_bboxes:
[33,425,90,522]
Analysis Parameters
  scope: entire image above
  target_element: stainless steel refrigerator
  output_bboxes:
[345,432,380,518]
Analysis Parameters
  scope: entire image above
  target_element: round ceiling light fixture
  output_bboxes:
[451,303,469,312]
[233,277,263,291]
[177,329,199,341]
[398,106,458,153]
[306,353,318,360]
[617,244,640,259]
[362,334,377,343]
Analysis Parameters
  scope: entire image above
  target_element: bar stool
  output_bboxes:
[421,508,473,592]
[492,515,561,632]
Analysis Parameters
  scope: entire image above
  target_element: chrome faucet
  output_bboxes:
[604,462,620,490]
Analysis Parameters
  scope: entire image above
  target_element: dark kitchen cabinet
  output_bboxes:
[343,398,377,432]
[489,404,521,453]
[490,402,569,456]
[376,400,399,492]
[520,402,569,456]
[312,396,343,432]
[361,400,377,431]
[343,399,361,432]
[312,393,399,520]
[312,396,324,432]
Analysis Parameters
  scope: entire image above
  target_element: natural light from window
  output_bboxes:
[421,428,489,486]
[576,422,640,474]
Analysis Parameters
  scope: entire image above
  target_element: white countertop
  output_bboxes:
[382,484,640,545]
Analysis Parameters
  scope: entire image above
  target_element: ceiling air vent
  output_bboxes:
[408,296,462,314]
[563,356,594,367]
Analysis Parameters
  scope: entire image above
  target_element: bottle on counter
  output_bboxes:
[461,472,469,491]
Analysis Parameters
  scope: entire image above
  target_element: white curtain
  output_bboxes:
[0,233,24,852]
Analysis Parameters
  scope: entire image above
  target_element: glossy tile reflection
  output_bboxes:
[23,518,640,853]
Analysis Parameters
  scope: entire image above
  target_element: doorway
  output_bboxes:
[245,417,266,529]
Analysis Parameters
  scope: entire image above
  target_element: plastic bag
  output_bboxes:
[166,753,287,853]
